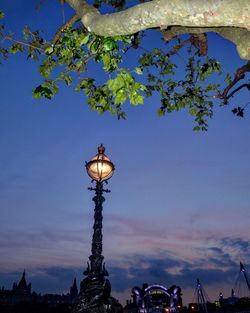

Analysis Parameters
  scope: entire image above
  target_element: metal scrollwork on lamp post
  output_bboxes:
[72,144,116,313]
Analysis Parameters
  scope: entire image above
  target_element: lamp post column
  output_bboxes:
[88,182,110,277]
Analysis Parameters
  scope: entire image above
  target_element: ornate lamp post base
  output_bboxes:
[72,275,111,313]
[72,274,122,313]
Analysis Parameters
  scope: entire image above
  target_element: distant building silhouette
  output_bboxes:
[11,270,32,304]
[69,278,78,303]
[0,271,78,312]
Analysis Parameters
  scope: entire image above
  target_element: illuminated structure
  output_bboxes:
[132,283,182,313]
[72,145,122,313]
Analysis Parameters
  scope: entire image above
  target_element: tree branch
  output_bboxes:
[226,83,250,102]
[162,28,208,56]
[3,35,45,52]
[64,0,250,60]
[52,13,79,46]
[216,61,250,103]
[65,0,99,19]
[162,26,250,60]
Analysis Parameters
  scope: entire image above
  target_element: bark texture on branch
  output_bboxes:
[162,26,250,60]
[65,0,250,60]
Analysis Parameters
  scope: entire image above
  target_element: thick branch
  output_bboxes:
[216,61,250,103]
[65,0,99,20]
[66,0,250,34]
[65,0,250,60]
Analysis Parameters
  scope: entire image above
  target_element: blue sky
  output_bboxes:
[0,0,250,306]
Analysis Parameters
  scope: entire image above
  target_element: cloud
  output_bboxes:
[1,208,249,284]
[221,237,250,251]
[0,246,249,306]
[217,237,250,265]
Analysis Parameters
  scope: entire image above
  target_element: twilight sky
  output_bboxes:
[0,0,250,306]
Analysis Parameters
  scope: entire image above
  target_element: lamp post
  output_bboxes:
[72,144,115,313]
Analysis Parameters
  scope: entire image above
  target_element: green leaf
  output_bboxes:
[193,126,200,131]
[103,53,111,71]
[39,63,52,78]
[107,75,124,93]
[79,33,90,46]
[158,108,165,117]
[0,10,4,19]
[135,67,143,75]
[32,84,53,99]
[64,75,73,86]
[115,89,127,104]
[189,108,198,117]
[44,46,54,55]
[225,74,232,85]
[9,44,24,54]
[131,94,144,105]
[103,38,117,51]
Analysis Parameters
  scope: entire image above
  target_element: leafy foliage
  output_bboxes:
[137,45,221,130]
[0,3,248,130]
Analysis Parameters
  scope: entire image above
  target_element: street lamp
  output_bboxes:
[72,144,115,313]
[86,144,114,183]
